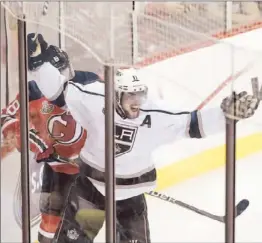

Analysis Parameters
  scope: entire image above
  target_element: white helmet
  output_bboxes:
[114,68,148,118]
[115,68,147,93]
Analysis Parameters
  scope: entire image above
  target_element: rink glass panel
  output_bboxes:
[0,3,62,242]
[0,2,262,243]
[1,4,23,242]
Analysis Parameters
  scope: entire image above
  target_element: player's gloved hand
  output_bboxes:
[27,33,48,70]
[45,45,70,72]
[36,145,76,165]
[220,91,259,120]
[27,33,70,72]
[36,145,56,163]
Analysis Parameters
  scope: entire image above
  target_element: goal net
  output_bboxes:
[1,2,262,243]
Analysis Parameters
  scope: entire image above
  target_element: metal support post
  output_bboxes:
[225,41,236,243]
[58,1,65,49]
[104,64,116,243]
[0,6,2,241]
[225,117,236,243]
[18,18,31,243]
[225,1,233,31]
[131,1,138,65]
[4,7,9,105]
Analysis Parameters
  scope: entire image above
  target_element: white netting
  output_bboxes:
[134,2,262,65]
[1,1,262,113]
[3,2,262,68]
[2,2,134,67]
[2,2,262,65]
[2,1,262,109]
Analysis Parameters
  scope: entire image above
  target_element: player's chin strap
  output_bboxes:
[115,103,127,119]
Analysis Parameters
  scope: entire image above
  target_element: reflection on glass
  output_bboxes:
[1,2,262,243]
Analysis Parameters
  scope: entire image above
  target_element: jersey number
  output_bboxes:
[47,112,83,145]
[6,100,20,116]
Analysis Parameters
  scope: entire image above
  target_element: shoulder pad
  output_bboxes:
[71,71,100,85]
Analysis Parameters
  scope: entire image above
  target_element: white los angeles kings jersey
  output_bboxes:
[34,63,226,200]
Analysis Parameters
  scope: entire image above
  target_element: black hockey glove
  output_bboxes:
[27,33,69,72]
[36,146,78,168]
[220,91,260,120]
[37,147,65,163]
[27,33,48,70]
[44,45,70,71]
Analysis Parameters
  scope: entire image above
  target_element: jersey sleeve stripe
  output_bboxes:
[69,82,104,97]
[140,108,190,115]
[71,71,100,84]
[186,110,205,138]
[1,118,19,132]
[29,130,48,152]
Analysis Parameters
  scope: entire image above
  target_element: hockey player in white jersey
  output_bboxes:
[27,34,260,243]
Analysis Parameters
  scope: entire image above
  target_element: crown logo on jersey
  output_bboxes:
[41,101,54,114]
[115,124,138,157]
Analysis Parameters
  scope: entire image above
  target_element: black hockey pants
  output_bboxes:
[38,163,78,243]
[54,175,151,243]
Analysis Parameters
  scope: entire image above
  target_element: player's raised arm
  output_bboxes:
[144,89,260,150]
[27,33,99,130]
[27,33,73,103]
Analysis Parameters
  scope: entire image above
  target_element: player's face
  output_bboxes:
[121,91,147,119]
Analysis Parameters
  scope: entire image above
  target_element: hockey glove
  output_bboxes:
[27,33,48,70]
[220,91,259,120]
[27,33,70,72]
[36,146,55,163]
[35,144,61,164]
[44,45,70,71]
[36,145,76,165]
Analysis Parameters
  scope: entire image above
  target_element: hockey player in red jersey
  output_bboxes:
[1,90,86,243]
[1,43,99,242]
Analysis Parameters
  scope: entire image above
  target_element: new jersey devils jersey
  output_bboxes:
[1,81,87,174]
[1,80,88,226]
